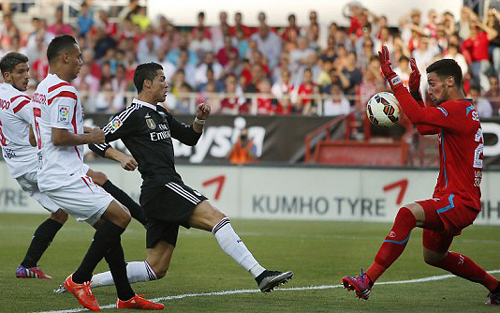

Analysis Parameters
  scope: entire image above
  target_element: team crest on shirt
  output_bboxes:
[57,105,70,123]
[146,118,156,130]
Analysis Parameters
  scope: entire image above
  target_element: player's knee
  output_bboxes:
[50,209,68,224]
[155,268,168,279]
[423,249,446,265]
[90,171,108,186]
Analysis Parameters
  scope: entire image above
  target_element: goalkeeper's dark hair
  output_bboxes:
[426,58,462,86]
[133,62,164,93]
[0,52,28,76]
[47,35,78,63]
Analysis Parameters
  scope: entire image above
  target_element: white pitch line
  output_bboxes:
[34,270,500,313]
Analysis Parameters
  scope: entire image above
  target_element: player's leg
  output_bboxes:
[422,221,500,304]
[17,209,68,279]
[87,168,148,227]
[342,202,423,299]
[189,200,293,292]
[16,173,67,279]
[70,200,131,284]
[90,222,177,289]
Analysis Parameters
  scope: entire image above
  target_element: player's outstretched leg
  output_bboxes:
[342,205,417,299]
[17,209,68,279]
[422,234,500,306]
[190,201,293,293]
[54,261,158,293]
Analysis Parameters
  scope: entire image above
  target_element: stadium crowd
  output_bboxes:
[1,1,500,118]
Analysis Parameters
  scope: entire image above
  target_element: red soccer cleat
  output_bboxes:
[16,265,52,279]
[486,291,500,305]
[63,274,101,311]
[342,270,372,300]
[117,294,165,310]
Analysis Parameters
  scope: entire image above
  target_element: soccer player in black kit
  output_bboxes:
[90,62,293,293]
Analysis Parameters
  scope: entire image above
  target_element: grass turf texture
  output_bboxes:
[0,213,498,312]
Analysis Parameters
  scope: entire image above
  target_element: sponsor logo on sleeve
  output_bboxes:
[57,105,70,123]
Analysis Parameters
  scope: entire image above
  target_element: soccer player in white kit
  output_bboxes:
[0,52,65,279]
[32,35,163,311]
[0,52,149,282]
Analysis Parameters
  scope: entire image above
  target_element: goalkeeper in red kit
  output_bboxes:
[342,46,500,305]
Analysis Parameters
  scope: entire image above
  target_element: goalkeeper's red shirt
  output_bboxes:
[393,86,483,211]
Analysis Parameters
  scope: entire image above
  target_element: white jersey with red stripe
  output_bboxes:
[32,73,85,191]
[0,83,38,178]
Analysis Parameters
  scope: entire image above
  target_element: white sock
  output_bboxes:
[90,261,157,288]
[212,218,266,278]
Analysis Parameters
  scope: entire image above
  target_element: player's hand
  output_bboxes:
[89,127,105,144]
[196,103,211,120]
[408,58,421,92]
[119,155,138,171]
[378,45,402,89]
[378,46,395,79]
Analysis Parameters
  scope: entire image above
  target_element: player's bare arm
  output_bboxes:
[52,127,105,146]
[29,125,36,147]
[104,147,138,171]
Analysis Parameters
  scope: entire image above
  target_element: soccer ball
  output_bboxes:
[366,92,402,127]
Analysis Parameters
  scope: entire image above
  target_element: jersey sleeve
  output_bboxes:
[102,108,140,142]
[10,95,32,123]
[47,88,78,130]
[88,143,111,158]
[393,84,462,133]
[166,112,202,146]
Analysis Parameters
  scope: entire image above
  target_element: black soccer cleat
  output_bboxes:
[255,270,294,293]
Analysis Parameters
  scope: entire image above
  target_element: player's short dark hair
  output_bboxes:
[426,58,462,86]
[134,62,163,93]
[47,35,78,63]
[0,52,28,76]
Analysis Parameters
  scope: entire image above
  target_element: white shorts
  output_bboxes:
[43,170,114,225]
[16,171,60,213]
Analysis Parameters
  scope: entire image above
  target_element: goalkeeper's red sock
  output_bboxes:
[430,252,500,292]
[366,207,416,283]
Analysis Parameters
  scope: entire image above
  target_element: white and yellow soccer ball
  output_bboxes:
[366,92,402,128]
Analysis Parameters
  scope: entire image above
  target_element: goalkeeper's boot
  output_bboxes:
[64,274,100,311]
[16,264,52,279]
[117,294,165,310]
[342,270,372,300]
[486,289,500,305]
[255,270,294,293]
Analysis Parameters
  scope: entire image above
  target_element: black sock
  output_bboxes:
[72,220,125,284]
[21,218,63,268]
[105,242,135,301]
[101,180,148,227]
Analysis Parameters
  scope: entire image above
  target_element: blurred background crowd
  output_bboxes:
[1,0,499,119]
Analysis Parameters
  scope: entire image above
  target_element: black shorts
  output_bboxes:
[141,181,207,248]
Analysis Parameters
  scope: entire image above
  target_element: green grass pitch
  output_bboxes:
[0,213,498,312]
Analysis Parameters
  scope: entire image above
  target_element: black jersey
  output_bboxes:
[89,98,201,188]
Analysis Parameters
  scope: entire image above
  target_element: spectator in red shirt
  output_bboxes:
[295,68,318,115]
[191,11,211,40]
[280,14,301,41]
[256,79,277,115]
[461,18,498,92]
[230,12,251,38]
[47,7,72,36]
[216,35,239,66]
